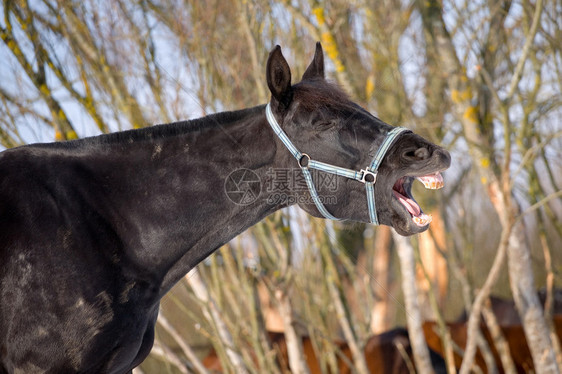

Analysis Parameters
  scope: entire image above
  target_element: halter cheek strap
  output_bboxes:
[265,103,409,224]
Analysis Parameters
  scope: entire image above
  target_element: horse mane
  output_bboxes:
[30,105,266,149]
[29,80,352,150]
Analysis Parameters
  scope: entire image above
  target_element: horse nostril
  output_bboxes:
[414,147,430,160]
[437,148,452,167]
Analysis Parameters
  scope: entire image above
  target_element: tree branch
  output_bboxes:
[392,230,434,374]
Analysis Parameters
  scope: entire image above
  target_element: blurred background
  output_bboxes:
[0,0,561,372]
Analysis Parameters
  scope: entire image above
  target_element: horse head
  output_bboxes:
[265,43,451,236]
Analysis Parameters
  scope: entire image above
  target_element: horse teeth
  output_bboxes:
[413,214,433,227]
[416,173,444,190]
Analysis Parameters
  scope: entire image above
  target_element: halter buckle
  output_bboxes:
[359,169,377,184]
[298,153,311,168]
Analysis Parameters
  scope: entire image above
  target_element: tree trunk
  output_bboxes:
[370,225,392,334]
[393,230,434,374]
[507,223,559,373]
[418,209,448,309]
[274,288,311,374]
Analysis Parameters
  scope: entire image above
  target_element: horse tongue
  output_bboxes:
[393,190,421,216]
[416,172,444,189]
[393,190,433,227]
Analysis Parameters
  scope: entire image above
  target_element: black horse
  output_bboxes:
[0,43,450,373]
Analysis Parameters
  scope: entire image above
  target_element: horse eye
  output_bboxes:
[403,150,415,158]
[414,147,430,160]
[403,148,430,160]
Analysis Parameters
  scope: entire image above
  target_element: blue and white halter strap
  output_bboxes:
[265,103,410,225]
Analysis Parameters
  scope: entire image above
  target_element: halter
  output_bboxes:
[265,103,410,224]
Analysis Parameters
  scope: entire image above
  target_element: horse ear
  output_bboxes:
[266,45,292,108]
[301,42,324,81]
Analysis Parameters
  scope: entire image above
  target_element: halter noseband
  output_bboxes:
[265,103,410,224]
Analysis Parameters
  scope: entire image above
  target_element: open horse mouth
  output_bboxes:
[392,172,444,227]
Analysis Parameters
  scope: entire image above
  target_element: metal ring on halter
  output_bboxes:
[359,169,377,184]
[298,153,311,168]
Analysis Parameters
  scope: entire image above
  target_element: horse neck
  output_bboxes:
[75,105,287,293]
